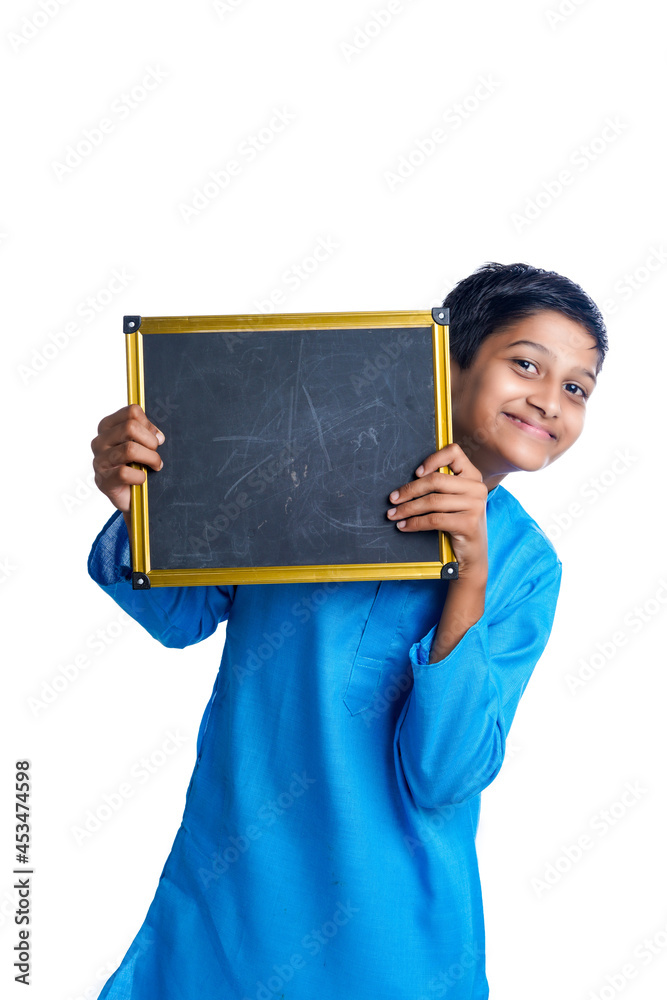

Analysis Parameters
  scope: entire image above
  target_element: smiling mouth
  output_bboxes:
[502,412,556,440]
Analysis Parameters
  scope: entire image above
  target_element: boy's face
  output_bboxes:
[449,309,599,489]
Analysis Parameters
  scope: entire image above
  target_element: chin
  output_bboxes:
[502,448,552,473]
[516,456,552,473]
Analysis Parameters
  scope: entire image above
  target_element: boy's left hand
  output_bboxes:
[386,443,489,581]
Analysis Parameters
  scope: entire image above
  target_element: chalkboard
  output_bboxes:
[124,309,457,588]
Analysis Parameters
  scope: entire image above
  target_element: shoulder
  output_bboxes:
[488,484,559,557]
[486,485,562,599]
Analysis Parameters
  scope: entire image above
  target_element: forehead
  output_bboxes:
[483,310,600,376]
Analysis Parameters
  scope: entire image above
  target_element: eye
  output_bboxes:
[512,358,538,373]
[565,383,589,400]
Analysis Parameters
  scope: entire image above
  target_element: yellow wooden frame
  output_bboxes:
[125,309,457,588]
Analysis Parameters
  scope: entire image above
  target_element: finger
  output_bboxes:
[390,509,479,533]
[99,439,164,474]
[387,491,485,523]
[97,404,144,433]
[103,416,165,454]
[389,471,487,506]
[387,494,469,523]
[415,443,483,482]
[97,404,165,444]
[95,462,149,491]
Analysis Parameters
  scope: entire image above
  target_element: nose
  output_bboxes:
[525,377,561,419]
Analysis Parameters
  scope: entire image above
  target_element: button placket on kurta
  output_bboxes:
[343,581,412,716]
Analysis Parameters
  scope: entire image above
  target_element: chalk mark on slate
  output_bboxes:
[315,508,381,533]
[215,448,238,479]
[301,384,333,472]
[212,435,270,443]
[222,453,276,500]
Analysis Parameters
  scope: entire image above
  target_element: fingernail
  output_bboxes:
[387,507,396,517]
[416,465,424,476]
[156,430,165,444]
[159,459,163,470]
[397,520,406,528]
[390,490,399,501]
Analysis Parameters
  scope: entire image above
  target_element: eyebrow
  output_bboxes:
[504,339,598,386]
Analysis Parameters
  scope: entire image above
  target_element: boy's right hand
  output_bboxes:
[91,404,165,513]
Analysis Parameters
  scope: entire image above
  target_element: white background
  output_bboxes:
[3,1,666,998]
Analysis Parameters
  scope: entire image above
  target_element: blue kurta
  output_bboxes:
[88,482,561,1000]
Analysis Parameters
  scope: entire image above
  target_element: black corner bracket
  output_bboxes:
[132,571,151,590]
[441,561,459,580]
[431,306,450,326]
[124,315,142,334]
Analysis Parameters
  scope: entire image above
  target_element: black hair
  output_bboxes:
[442,261,608,373]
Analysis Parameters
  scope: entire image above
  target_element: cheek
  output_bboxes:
[573,411,586,440]
[560,409,586,449]
[485,370,521,402]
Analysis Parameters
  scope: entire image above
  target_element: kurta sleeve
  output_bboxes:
[394,539,562,809]
[87,509,234,648]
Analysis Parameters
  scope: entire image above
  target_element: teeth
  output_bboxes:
[506,414,550,436]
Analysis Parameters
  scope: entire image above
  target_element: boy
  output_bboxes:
[88,262,607,999]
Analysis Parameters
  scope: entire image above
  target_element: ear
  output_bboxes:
[449,354,462,390]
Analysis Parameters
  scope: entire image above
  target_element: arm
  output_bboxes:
[88,507,234,648]
[394,542,562,809]
[386,441,489,664]
[89,403,234,647]
[428,572,487,664]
